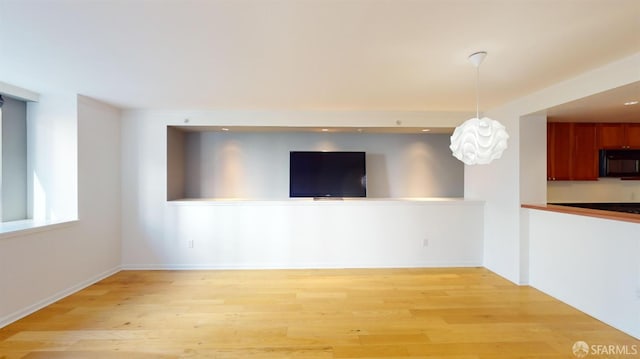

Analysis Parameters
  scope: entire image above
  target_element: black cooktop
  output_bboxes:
[552,202,640,215]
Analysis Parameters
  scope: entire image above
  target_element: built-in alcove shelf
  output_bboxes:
[167,126,464,201]
[167,198,478,208]
[169,197,470,203]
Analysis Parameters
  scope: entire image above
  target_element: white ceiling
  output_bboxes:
[0,0,638,113]
[547,81,640,122]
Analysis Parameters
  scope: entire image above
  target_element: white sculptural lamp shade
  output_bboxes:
[449,117,509,165]
[450,51,509,165]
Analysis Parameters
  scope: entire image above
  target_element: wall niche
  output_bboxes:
[166,126,463,201]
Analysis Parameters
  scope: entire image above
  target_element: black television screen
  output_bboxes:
[289,151,367,198]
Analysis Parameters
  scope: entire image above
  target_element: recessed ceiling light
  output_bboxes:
[221,128,229,131]
[321,128,329,132]
[624,101,639,106]
[421,129,431,132]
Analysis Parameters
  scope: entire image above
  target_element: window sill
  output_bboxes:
[0,218,79,240]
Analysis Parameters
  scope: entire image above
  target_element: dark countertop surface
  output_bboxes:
[550,202,640,215]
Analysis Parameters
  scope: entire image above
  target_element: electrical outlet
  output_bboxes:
[423,239,429,247]
[188,240,194,248]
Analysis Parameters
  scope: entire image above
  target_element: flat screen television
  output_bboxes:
[289,151,367,198]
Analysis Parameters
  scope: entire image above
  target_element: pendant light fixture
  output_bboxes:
[450,51,509,165]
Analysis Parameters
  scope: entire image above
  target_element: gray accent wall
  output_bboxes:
[168,129,463,200]
[1,96,27,221]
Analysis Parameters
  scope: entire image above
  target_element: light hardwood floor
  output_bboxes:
[0,268,638,358]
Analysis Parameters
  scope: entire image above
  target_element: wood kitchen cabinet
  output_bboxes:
[572,123,598,180]
[598,123,640,149]
[547,122,598,181]
[547,123,572,180]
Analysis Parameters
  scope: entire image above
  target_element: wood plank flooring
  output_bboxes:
[0,268,638,358]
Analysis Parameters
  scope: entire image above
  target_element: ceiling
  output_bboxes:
[547,81,640,122]
[0,0,638,113]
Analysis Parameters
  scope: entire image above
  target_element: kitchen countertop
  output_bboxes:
[552,202,640,214]
[521,203,640,224]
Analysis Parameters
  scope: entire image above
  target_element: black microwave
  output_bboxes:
[599,149,640,177]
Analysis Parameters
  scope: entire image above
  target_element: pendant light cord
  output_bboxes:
[475,65,480,119]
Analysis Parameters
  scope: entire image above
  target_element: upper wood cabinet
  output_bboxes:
[625,124,640,148]
[547,123,598,181]
[598,123,640,149]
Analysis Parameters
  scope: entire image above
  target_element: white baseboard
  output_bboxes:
[0,265,121,329]
[121,261,482,270]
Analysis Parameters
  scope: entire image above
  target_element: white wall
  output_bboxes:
[124,199,484,269]
[517,114,548,284]
[519,115,547,205]
[466,52,640,285]
[27,92,78,222]
[465,105,522,283]
[122,110,481,269]
[0,95,122,328]
[135,110,471,129]
[176,131,462,199]
[548,179,640,203]
[528,209,640,339]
